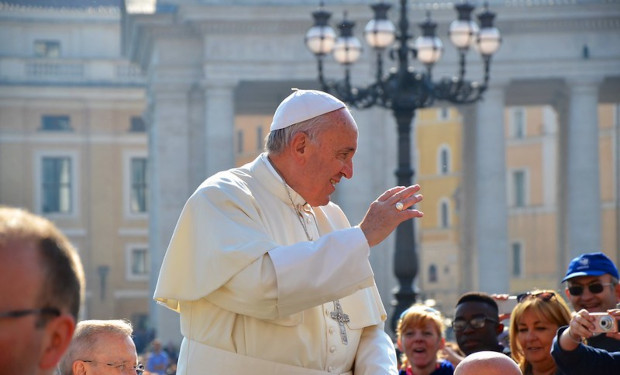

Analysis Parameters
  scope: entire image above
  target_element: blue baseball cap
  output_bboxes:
[562,252,619,282]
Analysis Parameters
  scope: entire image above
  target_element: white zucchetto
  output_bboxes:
[270,89,346,131]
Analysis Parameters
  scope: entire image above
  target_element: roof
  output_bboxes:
[0,0,121,9]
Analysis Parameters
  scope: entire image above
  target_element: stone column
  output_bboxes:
[458,105,477,293]
[564,77,602,259]
[147,84,191,345]
[203,80,236,176]
[474,81,509,293]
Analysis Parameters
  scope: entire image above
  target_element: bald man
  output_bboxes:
[454,351,522,375]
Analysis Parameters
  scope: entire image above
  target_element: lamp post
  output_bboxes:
[305,0,501,332]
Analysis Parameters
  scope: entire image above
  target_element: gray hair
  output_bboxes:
[265,110,338,155]
[58,319,134,375]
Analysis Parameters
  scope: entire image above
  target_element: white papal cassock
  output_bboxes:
[154,153,398,375]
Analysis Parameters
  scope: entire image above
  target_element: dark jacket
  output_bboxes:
[551,326,620,375]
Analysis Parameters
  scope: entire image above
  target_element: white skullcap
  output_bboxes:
[270,89,346,131]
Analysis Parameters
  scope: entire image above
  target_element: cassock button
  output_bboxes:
[328,366,334,372]
[329,327,335,334]
[329,346,336,353]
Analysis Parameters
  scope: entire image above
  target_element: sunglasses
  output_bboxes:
[399,305,441,320]
[516,291,556,303]
[567,283,614,296]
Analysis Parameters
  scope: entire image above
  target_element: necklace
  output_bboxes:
[267,156,314,241]
[283,182,313,241]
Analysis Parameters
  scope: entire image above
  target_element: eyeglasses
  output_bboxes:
[452,316,498,332]
[80,360,145,375]
[0,307,60,319]
[516,291,556,303]
[567,283,614,296]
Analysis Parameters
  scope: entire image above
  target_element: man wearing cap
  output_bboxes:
[154,89,423,375]
[562,251,620,351]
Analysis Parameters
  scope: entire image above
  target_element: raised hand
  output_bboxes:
[358,185,423,247]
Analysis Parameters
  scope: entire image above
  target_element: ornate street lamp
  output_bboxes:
[305,0,501,332]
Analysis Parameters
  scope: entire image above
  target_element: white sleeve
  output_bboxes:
[206,227,374,319]
[354,323,399,375]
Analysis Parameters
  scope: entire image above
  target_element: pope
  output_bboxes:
[154,89,424,375]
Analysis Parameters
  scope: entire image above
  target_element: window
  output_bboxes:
[125,244,149,281]
[428,264,438,283]
[439,199,450,228]
[438,107,449,120]
[237,130,244,154]
[438,146,450,175]
[34,40,60,58]
[511,108,526,139]
[130,116,146,132]
[41,157,72,214]
[131,247,149,277]
[512,170,527,207]
[41,115,71,131]
[130,158,148,214]
[256,126,263,150]
[511,242,522,277]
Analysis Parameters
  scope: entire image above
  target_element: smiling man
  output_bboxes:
[154,89,424,375]
[562,252,620,351]
[453,292,507,358]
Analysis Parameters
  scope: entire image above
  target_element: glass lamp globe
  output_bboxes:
[415,35,443,65]
[305,25,337,55]
[364,18,395,49]
[449,19,479,50]
[333,35,362,64]
[477,26,501,55]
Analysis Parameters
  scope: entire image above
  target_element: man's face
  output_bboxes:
[298,109,358,207]
[78,333,139,375]
[454,301,502,356]
[564,274,620,313]
[0,240,48,375]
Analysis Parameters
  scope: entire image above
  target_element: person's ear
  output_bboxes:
[290,132,312,165]
[396,337,403,351]
[496,322,504,335]
[439,337,446,350]
[291,132,308,157]
[613,282,620,302]
[564,286,571,300]
[38,314,76,371]
[73,359,87,375]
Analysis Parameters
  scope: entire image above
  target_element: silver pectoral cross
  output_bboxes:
[330,300,350,345]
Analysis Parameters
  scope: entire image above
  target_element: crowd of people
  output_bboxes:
[392,251,620,375]
[2,90,619,375]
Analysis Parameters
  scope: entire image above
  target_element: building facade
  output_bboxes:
[0,0,152,349]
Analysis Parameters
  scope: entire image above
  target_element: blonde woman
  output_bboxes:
[509,290,571,375]
[397,304,454,375]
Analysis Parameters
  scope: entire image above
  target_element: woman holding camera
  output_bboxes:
[509,290,571,375]
[550,309,620,374]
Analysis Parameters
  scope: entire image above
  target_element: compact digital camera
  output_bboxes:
[590,312,619,333]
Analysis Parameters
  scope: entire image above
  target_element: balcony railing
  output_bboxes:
[0,58,145,86]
